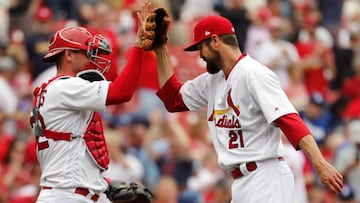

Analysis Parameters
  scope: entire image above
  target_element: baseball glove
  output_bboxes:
[140,12,156,51]
[105,181,154,203]
[150,7,171,50]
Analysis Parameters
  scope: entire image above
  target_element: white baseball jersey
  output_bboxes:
[180,54,297,170]
[33,76,110,193]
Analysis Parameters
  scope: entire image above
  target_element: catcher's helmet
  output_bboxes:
[43,26,112,74]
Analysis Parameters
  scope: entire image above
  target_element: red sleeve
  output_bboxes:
[274,113,311,150]
[106,47,144,105]
[156,74,189,112]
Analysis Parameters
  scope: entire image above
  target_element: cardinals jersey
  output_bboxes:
[179,54,297,170]
[32,76,110,193]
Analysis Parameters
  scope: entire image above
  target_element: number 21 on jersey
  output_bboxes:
[229,130,244,149]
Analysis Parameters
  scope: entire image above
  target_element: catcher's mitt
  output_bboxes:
[150,7,171,50]
[105,181,154,203]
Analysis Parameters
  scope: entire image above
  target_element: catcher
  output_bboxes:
[30,1,154,203]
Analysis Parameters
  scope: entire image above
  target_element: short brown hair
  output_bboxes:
[219,34,239,48]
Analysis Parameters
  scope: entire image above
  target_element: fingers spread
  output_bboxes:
[146,22,156,32]
[147,12,156,23]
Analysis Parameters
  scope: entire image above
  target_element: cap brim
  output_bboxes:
[42,50,64,62]
[184,35,212,51]
[184,42,201,51]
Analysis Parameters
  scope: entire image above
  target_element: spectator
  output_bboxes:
[0,56,19,136]
[244,6,272,57]
[255,16,300,88]
[333,119,360,203]
[9,0,40,37]
[295,14,337,100]
[337,183,356,203]
[178,189,203,203]
[300,92,334,145]
[0,110,13,165]
[316,0,343,41]
[342,56,360,121]
[167,0,189,46]
[187,112,213,163]
[187,150,225,193]
[181,0,216,22]
[1,138,38,203]
[154,175,178,203]
[215,0,251,52]
[284,63,309,112]
[342,56,360,101]
[125,116,161,190]
[297,7,334,48]
[26,5,55,80]
[0,0,11,48]
[206,177,232,203]
[44,0,77,20]
[102,128,144,183]
[156,126,194,193]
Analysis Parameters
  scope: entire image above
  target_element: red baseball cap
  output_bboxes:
[184,15,235,51]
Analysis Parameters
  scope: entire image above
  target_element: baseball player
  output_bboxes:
[30,2,154,203]
[152,15,343,202]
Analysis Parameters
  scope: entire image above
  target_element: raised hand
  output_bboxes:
[134,1,156,50]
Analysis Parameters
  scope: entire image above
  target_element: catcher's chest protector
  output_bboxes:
[31,75,109,171]
[83,112,110,170]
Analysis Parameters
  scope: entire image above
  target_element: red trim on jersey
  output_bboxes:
[106,47,144,105]
[156,74,189,112]
[104,177,111,185]
[225,53,247,79]
[274,113,311,150]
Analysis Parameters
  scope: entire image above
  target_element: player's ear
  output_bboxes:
[210,35,221,50]
[64,50,72,62]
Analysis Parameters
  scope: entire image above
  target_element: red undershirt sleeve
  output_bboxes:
[156,74,189,112]
[274,113,311,150]
[106,47,144,105]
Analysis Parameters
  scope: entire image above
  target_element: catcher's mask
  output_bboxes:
[42,26,112,74]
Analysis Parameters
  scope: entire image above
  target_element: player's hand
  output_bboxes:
[316,160,343,195]
[134,1,156,50]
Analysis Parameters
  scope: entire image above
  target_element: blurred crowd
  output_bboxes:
[1,0,360,203]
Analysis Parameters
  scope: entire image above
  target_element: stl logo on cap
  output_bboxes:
[184,15,235,51]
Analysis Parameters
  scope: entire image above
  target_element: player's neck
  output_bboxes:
[222,47,242,78]
[56,68,76,77]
